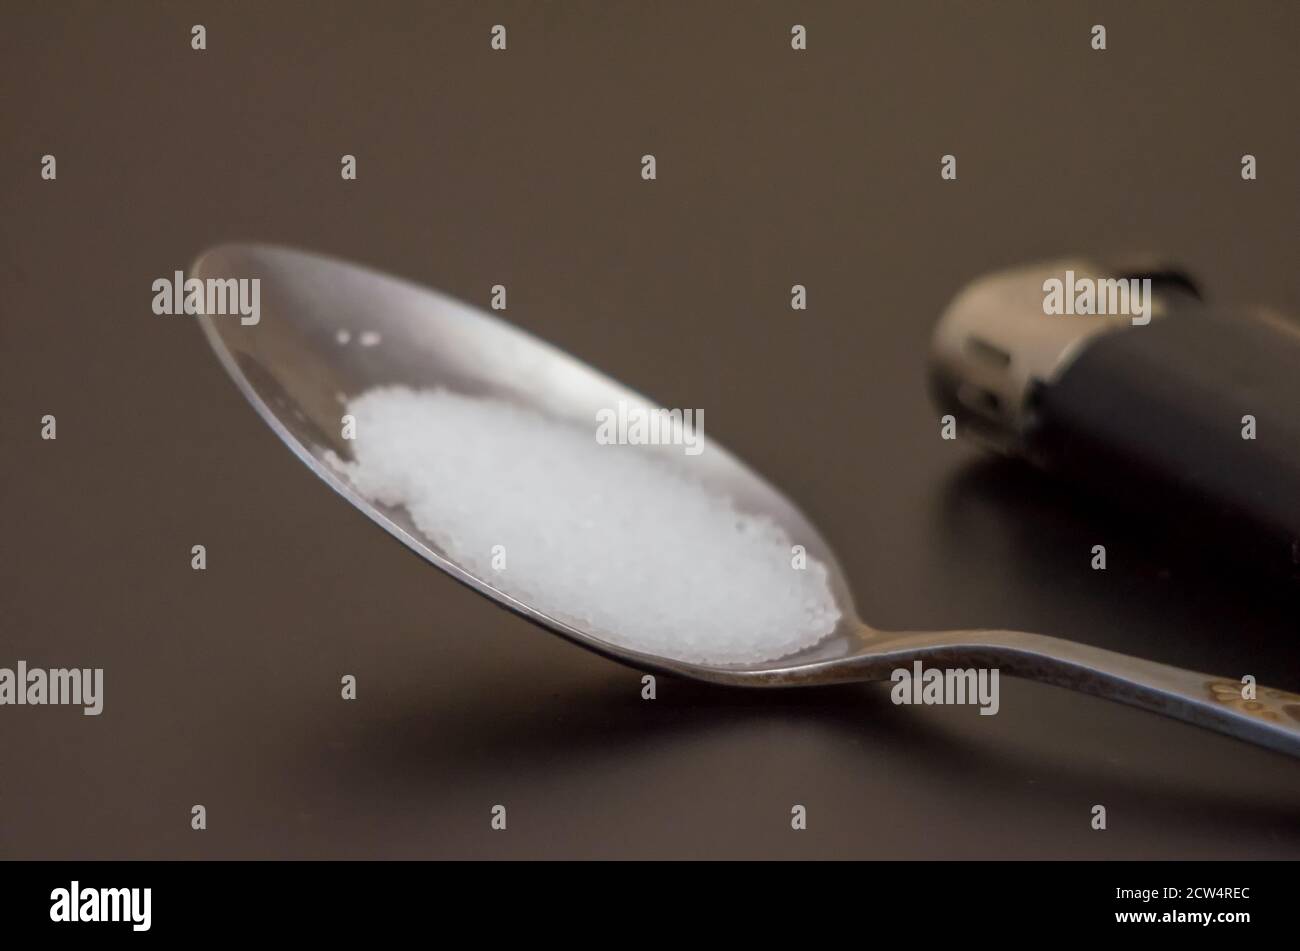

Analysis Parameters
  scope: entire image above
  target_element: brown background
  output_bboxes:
[1,1,1297,859]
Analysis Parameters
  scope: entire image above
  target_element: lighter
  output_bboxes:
[929,259,1300,577]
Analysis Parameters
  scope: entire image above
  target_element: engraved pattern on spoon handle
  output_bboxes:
[881,628,1300,757]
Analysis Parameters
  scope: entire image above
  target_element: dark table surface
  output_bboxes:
[2,1,1297,859]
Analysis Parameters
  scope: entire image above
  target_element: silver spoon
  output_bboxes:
[194,243,1300,757]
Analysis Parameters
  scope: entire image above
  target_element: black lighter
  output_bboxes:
[929,259,1300,578]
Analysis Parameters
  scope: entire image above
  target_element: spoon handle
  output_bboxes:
[873,629,1300,757]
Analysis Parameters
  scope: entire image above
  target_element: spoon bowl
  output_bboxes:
[194,243,863,677]
[195,244,1300,754]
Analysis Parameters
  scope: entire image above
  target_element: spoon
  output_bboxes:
[194,243,1300,757]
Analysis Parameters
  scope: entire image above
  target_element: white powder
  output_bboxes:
[341,386,841,665]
